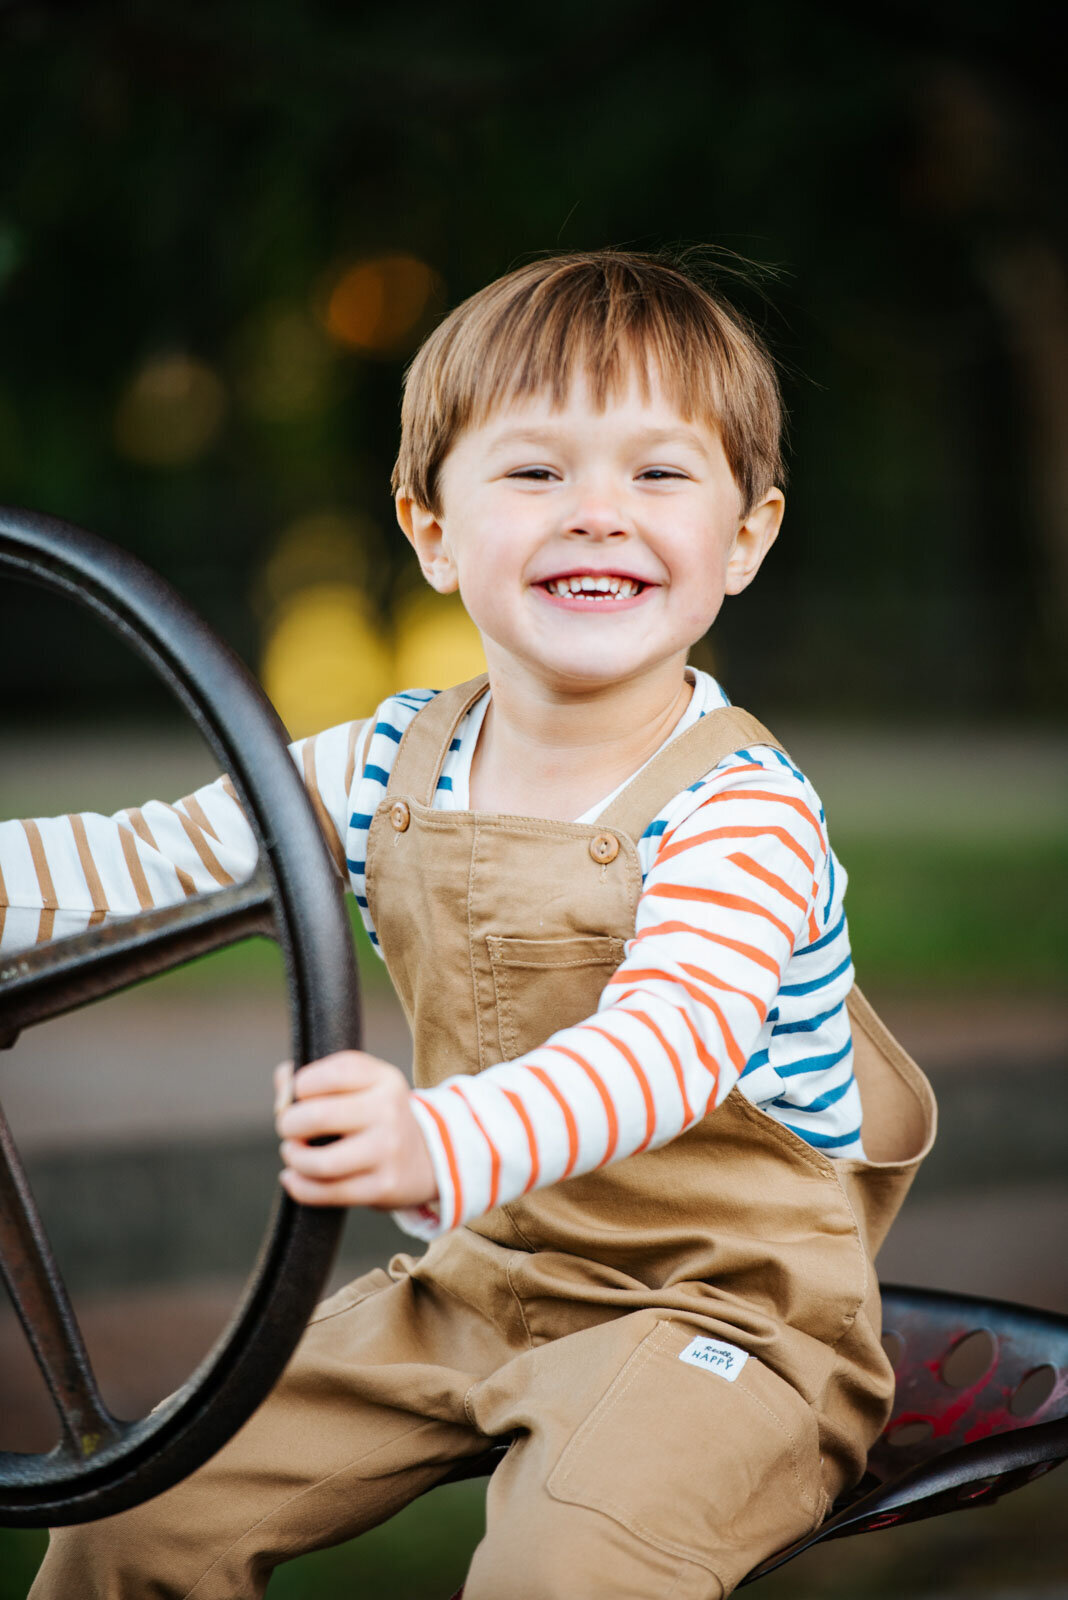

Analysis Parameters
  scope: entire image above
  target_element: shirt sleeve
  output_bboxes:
[394,750,832,1239]
[0,721,366,955]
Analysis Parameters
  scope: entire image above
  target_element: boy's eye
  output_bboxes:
[638,468,688,481]
[507,468,557,481]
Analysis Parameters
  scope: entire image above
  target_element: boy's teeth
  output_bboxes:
[548,576,639,598]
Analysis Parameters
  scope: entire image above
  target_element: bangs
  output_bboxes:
[394,253,783,515]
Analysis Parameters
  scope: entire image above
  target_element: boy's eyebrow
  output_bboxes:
[487,423,714,456]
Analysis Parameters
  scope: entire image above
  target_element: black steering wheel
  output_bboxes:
[0,507,361,1527]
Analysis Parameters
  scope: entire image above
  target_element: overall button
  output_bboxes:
[390,800,411,833]
[589,832,620,865]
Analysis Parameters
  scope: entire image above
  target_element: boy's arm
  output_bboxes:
[394,751,853,1236]
[0,720,367,955]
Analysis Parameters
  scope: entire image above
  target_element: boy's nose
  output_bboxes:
[564,496,630,541]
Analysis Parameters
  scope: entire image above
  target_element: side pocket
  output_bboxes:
[547,1321,823,1589]
[488,934,625,1060]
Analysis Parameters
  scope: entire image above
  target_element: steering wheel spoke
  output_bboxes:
[0,868,275,1046]
[0,1101,122,1457]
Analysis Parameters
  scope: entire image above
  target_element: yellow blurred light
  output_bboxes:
[261,583,394,737]
[319,254,442,354]
[114,354,226,466]
[394,590,486,691]
[259,512,368,611]
[234,304,337,421]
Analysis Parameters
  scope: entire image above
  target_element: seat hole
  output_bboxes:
[1010,1365,1057,1419]
[941,1329,997,1389]
[881,1331,904,1369]
[887,1419,934,1449]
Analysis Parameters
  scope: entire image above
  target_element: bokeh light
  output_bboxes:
[261,583,394,736]
[113,354,227,466]
[318,253,442,354]
[233,304,338,422]
[394,589,487,690]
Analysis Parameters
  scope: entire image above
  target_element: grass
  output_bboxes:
[836,832,1067,989]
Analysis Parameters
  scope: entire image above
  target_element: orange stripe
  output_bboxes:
[179,793,220,843]
[679,1010,722,1107]
[626,1008,694,1124]
[301,736,346,873]
[602,971,745,1070]
[448,1082,501,1209]
[69,813,109,913]
[118,827,154,910]
[698,787,826,844]
[525,1065,580,1177]
[584,1024,657,1151]
[502,1089,540,1192]
[166,804,232,888]
[411,1094,463,1228]
[657,824,814,875]
[679,962,766,1019]
[221,775,241,809]
[542,1044,619,1162]
[727,852,808,914]
[21,820,58,945]
[630,920,782,978]
[125,808,158,850]
[645,883,795,944]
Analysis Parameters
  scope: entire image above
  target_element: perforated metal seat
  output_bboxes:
[443,1283,1068,1595]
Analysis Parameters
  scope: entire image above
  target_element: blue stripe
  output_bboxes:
[436,775,453,792]
[449,737,462,752]
[800,911,845,956]
[773,1073,854,1114]
[374,720,403,744]
[775,1039,853,1077]
[771,747,807,786]
[355,894,368,909]
[825,850,835,924]
[780,1120,861,1150]
[642,819,669,839]
[345,858,365,876]
[741,1047,769,1078]
[772,1000,845,1036]
[778,952,852,996]
[350,812,374,830]
[364,764,391,786]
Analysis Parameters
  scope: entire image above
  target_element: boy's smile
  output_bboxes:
[398,370,783,702]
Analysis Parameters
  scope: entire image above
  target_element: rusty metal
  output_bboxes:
[0,871,274,1047]
[0,506,361,1526]
[0,1101,121,1458]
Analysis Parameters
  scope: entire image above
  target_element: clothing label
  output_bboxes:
[677,1336,750,1382]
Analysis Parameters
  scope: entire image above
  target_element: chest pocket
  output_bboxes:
[487,935,626,1061]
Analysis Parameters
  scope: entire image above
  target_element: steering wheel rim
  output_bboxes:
[0,505,361,1527]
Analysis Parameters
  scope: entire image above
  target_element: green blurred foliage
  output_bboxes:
[0,0,1064,719]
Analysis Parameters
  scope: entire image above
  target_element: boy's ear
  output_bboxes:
[724,488,785,596]
[395,493,459,594]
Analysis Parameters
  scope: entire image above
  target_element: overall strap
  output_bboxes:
[596,706,786,840]
[385,673,490,806]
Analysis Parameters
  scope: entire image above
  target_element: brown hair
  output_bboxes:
[391,250,784,516]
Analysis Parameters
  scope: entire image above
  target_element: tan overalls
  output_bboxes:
[35,680,936,1600]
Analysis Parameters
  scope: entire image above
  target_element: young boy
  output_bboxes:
[8,251,934,1598]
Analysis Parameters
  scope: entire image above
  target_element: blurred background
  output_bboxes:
[0,1,1065,1595]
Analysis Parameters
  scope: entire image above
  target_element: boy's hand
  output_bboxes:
[273,1053,438,1211]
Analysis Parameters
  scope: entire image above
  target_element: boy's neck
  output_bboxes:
[468,657,694,821]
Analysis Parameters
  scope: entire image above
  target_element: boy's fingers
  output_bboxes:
[291,1052,394,1100]
[277,1092,382,1141]
[273,1061,295,1115]
[280,1131,377,1181]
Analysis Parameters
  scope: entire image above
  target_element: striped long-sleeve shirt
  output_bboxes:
[0,670,862,1241]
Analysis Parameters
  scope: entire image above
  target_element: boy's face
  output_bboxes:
[397,369,783,697]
